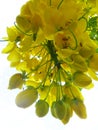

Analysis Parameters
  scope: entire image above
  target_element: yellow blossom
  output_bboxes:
[2,0,98,124]
[2,41,15,53]
[7,26,21,42]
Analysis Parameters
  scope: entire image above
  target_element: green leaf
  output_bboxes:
[87,16,98,41]
[87,16,98,29]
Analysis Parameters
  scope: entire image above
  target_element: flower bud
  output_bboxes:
[35,100,49,117]
[15,88,38,108]
[71,98,87,119]
[71,54,88,72]
[8,73,24,89]
[79,44,95,58]
[73,72,92,88]
[51,100,66,120]
[61,103,73,124]
[16,15,31,32]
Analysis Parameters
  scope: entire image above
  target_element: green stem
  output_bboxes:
[50,0,52,6]
[32,46,45,59]
[58,68,64,98]
[57,0,64,9]
[55,69,61,101]
[38,60,53,91]
[46,40,61,69]
[42,60,52,86]
[58,69,64,97]
[26,52,49,77]
[44,65,57,101]
[0,39,8,42]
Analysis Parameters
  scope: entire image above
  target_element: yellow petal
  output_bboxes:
[89,53,98,71]
[31,13,43,32]
[70,85,84,100]
[88,68,98,81]
[2,42,15,53]
[7,49,21,62]
[20,36,33,52]
[7,27,19,42]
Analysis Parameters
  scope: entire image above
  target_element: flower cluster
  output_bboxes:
[2,0,98,124]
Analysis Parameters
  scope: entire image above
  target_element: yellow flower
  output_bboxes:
[6,26,21,42]
[54,31,70,49]
[2,0,98,124]
[7,48,21,67]
[43,7,65,31]
[88,68,98,81]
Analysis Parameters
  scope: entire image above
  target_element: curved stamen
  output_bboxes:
[68,28,78,50]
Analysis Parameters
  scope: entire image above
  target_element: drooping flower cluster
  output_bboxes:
[2,0,98,124]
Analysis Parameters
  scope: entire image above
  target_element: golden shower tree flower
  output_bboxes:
[1,0,98,124]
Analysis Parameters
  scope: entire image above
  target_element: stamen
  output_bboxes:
[68,28,78,50]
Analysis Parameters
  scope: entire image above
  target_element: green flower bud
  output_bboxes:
[61,103,73,124]
[71,54,88,72]
[73,72,92,88]
[79,44,95,58]
[51,101,58,118]
[8,73,24,89]
[16,15,31,32]
[51,100,66,120]
[71,98,87,119]
[15,88,38,108]
[35,100,49,117]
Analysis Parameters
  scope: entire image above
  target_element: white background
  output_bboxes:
[0,0,98,130]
